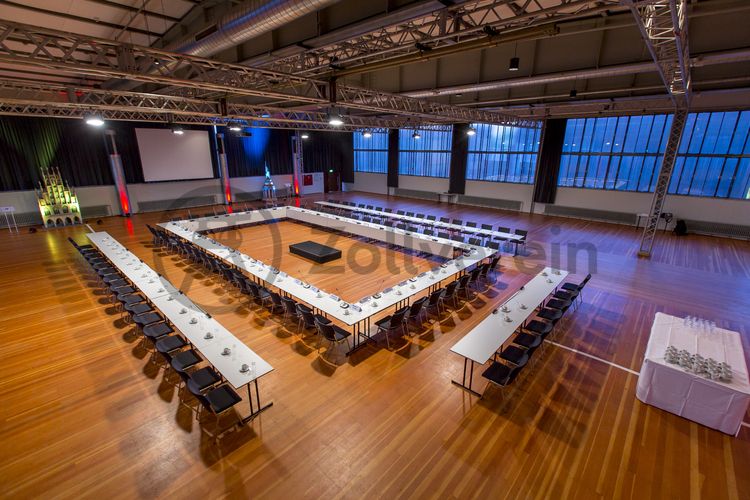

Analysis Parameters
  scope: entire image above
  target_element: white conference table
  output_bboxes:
[159,207,498,352]
[636,313,750,435]
[450,266,568,395]
[87,231,274,422]
[88,232,180,299]
[315,200,523,244]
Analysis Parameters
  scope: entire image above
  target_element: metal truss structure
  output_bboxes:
[626,0,691,105]
[626,0,691,256]
[0,19,534,127]
[0,80,457,132]
[260,0,628,76]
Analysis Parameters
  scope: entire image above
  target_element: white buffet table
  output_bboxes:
[636,313,750,435]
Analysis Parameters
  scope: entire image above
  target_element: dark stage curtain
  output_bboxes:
[533,119,567,204]
[449,123,470,194]
[0,116,115,190]
[302,131,353,177]
[224,128,294,177]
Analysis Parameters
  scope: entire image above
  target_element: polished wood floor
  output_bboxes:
[0,192,748,499]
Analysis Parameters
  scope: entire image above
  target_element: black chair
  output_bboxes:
[513,331,543,350]
[297,307,317,336]
[439,281,460,310]
[514,229,528,255]
[455,274,473,302]
[155,334,187,355]
[560,274,592,304]
[194,384,244,439]
[281,296,299,323]
[186,367,222,395]
[170,349,202,374]
[482,361,524,397]
[466,221,477,228]
[268,291,285,314]
[523,319,554,337]
[438,231,450,240]
[405,296,428,333]
[144,322,174,344]
[452,219,463,226]
[374,306,408,349]
[423,229,434,237]
[315,319,352,359]
[481,223,493,231]
[424,288,445,320]
[498,345,530,367]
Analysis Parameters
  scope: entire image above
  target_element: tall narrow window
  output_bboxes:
[465,123,541,183]
[398,126,452,178]
[353,130,388,173]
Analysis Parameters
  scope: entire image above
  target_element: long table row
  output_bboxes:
[315,200,524,244]
[450,266,568,395]
[158,206,499,351]
[87,231,274,421]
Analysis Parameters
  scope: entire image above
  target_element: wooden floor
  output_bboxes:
[0,192,748,499]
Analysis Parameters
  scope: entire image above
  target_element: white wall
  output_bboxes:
[345,172,388,194]
[553,187,749,225]
[231,174,293,196]
[128,179,220,211]
[464,180,534,212]
[0,185,119,214]
[397,175,450,193]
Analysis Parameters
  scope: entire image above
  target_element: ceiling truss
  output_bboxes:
[0,19,534,127]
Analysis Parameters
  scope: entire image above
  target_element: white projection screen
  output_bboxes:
[135,128,214,182]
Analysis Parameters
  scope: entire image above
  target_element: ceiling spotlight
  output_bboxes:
[228,121,242,132]
[84,113,104,127]
[171,124,184,135]
[455,93,463,98]
[569,89,578,98]
[509,57,520,71]
[301,132,310,139]
[362,130,372,138]
[466,126,476,136]
[328,112,344,126]
[412,131,421,140]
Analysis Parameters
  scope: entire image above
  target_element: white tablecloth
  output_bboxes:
[636,313,750,435]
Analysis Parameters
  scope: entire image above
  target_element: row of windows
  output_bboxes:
[351,111,750,200]
[559,111,750,199]
[467,123,540,184]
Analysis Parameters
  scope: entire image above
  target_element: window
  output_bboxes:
[398,127,452,177]
[669,111,750,199]
[558,114,673,192]
[353,130,388,173]
[466,123,541,183]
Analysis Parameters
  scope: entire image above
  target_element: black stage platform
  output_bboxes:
[289,240,342,264]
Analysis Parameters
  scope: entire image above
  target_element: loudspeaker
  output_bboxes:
[674,219,687,236]
[96,219,103,225]
[28,227,37,233]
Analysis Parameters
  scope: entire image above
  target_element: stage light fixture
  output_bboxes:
[466,126,476,136]
[228,122,242,132]
[84,113,104,127]
[569,89,578,98]
[509,56,520,71]
[172,125,184,135]
[412,131,421,140]
[301,132,310,139]
[362,130,372,138]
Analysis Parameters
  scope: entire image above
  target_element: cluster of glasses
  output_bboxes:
[665,346,733,381]
[683,316,716,333]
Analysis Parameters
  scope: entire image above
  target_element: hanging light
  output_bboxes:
[84,113,104,127]
[466,126,477,136]
[412,130,421,140]
[509,56,520,71]
[171,124,184,135]
[569,89,578,98]
[362,130,372,138]
[301,132,310,139]
[328,110,344,126]
[228,121,242,132]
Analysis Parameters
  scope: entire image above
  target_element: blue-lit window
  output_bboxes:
[398,127,452,177]
[669,111,750,199]
[466,123,541,183]
[353,130,388,173]
[558,114,672,192]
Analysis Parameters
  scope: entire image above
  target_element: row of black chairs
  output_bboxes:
[68,237,247,439]
[480,273,592,397]
[373,256,502,348]
[322,199,527,253]
[152,230,355,361]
